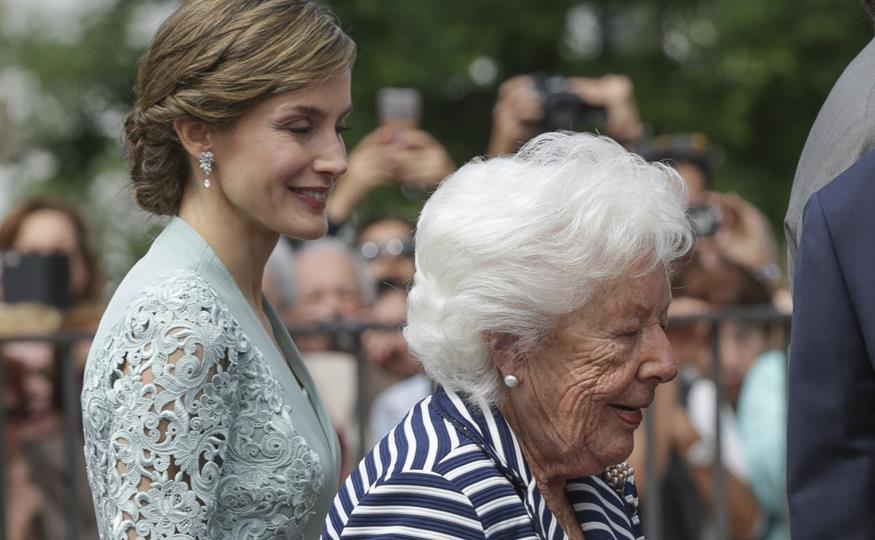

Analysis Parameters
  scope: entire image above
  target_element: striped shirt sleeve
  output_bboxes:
[327,469,487,539]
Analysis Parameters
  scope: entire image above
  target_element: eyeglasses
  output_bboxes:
[359,239,414,260]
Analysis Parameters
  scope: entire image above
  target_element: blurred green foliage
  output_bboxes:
[1,0,871,265]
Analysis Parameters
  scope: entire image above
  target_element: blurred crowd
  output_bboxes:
[0,73,789,539]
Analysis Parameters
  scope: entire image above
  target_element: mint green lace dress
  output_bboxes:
[81,218,340,539]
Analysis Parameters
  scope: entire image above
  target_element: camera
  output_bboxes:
[687,205,721,237]
[1,252,70,309]
[534,75,607,132]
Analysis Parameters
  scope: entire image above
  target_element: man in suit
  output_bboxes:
[789,150,875,539]
[784,2,875,283]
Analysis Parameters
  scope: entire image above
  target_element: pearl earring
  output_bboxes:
[199,151,214,188]
[504,374,519,388]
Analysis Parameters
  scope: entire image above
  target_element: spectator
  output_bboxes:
[0,307,99,539]
[355,216,415,287]
[672,253,788,540]
[0,197,106,374]
[0,198,103,539]
[640,136,787,305]
[363,287,418,378]
[708,258,788,540]
[0,198,104,311]
[269,237,374,352]
[631,286,760,540]
[638,133,713,206]
[708,193,780,288]
[364,287,430,447]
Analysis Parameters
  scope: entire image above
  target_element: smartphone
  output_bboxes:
[377,88,421,129]
[1,252,70,309]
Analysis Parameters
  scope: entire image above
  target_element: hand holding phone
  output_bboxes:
[1,252,70,309]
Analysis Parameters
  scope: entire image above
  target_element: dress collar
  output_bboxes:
[431,386,641,539]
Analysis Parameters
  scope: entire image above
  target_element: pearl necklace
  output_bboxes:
[602,462,634,493]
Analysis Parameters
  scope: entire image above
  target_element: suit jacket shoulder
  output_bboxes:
[785,37,875,280]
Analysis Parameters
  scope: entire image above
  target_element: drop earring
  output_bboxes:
[199,151,214,188]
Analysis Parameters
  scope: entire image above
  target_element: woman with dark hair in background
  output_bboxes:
[0,197,104,309]
[0,198,102,539]
[80,1,356,538]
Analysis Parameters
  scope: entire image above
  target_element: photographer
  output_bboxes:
[487,73,643,156]
[356,215,415,288]
[639,135,782,290]
[0,198,102,539]
[0,198,103,311]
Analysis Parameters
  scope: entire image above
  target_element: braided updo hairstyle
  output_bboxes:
[124,0,356,215]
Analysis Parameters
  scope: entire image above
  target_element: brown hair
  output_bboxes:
[125,0,356,215]
[0,198,103,306]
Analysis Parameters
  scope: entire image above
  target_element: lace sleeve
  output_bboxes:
[83,271,249,539]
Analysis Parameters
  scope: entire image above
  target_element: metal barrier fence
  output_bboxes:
[0,308,790,540]
[645,306,792,540]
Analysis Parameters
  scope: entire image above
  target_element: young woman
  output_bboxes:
[80,1,355,538]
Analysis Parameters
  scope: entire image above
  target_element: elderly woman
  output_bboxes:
[323,132,692,539]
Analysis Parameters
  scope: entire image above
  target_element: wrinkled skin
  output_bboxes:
[497,265,678,482]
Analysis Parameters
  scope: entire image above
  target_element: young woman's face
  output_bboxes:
[210,71,352,240]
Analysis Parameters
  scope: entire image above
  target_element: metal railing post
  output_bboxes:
[0,354,6,540]
[350,324,369,462]
[710,321,728,540]
[60,342,81,540]
[643,409,662,540]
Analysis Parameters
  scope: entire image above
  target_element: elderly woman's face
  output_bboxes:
[517,266,676,474]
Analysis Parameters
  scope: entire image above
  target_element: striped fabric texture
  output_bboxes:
[324,386,644,539]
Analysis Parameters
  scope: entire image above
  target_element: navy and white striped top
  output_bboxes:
[324,386,644,539]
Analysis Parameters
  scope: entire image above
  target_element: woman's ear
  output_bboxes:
[483,331,522,375]
[173,117,213,159]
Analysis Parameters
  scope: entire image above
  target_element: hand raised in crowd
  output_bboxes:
[568,74,643,145]
[394,129,456,189]
[327,126,455,224]
[706,192,778,282]
[327,127,399,224]
[487,75,544,157]
[487,73,643,156]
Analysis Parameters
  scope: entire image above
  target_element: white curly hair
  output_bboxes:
[404,132,693,405]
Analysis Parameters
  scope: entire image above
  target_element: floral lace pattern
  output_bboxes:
[82,270,323,539]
